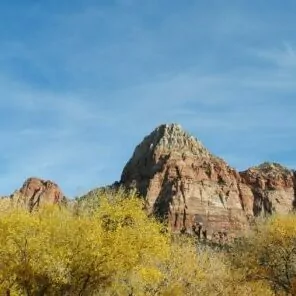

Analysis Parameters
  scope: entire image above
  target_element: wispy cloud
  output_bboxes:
[255,43,296,68]
[0,1,296,196]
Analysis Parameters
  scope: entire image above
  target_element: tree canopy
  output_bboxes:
[0,190,291,295]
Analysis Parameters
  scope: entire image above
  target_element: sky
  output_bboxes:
[0,0,296,197]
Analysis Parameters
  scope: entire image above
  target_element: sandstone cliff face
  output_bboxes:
[240,163,295,217]
[121,124,246,236]
[10,177,64,211]
[120,124,296,237]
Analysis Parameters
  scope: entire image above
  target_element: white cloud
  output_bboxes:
[1,1,296,196]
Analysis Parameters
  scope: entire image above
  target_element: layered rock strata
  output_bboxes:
[120,124,296,236]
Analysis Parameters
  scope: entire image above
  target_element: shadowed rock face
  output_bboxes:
[240,163,295,217]
[10,177,64,211]
[120,124,296,236]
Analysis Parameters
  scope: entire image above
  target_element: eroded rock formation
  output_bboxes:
[240,163,295,217]
[120,124,296,237]
[10,177,65,211]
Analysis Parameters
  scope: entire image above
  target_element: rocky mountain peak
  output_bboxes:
[120,123,212,189]
[127,123,210,165]
[239,162,295,217]
[240,162,293,188]
[253,162,292,175]
[120,123,248,236]
[155,123,210,156]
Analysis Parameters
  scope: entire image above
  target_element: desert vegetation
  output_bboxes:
[0,190,295,295]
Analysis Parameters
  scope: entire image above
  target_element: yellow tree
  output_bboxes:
[0,191,169,296]
[230,214,296,295]
[0,189,275,295]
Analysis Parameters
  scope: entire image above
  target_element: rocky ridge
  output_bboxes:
[120,124,296,237]
[240,163,295,217]
[1,124,295,239]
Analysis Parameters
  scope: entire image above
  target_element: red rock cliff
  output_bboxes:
[240,163,295,217]
[120,124,296,237]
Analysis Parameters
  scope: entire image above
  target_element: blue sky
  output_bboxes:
[1,0,296,197]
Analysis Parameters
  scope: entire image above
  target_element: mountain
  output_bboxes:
[119,124,296,237]
[2,124,295,239]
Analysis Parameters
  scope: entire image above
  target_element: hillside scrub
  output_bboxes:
[0,191,282,295]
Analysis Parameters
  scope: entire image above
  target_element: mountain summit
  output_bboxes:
[132,123,210,156]
[121,124,211,182]
[120,123,296,237]
[121,124,248,236]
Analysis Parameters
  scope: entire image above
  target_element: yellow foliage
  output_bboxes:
[0,192,169,295]
[0,191,285,295]
[230,214,296,295]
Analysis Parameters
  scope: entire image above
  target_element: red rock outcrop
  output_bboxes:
[120,124,296,237]
[240,163,295,217]
[10,177,65,211]
[121,124,247,236]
